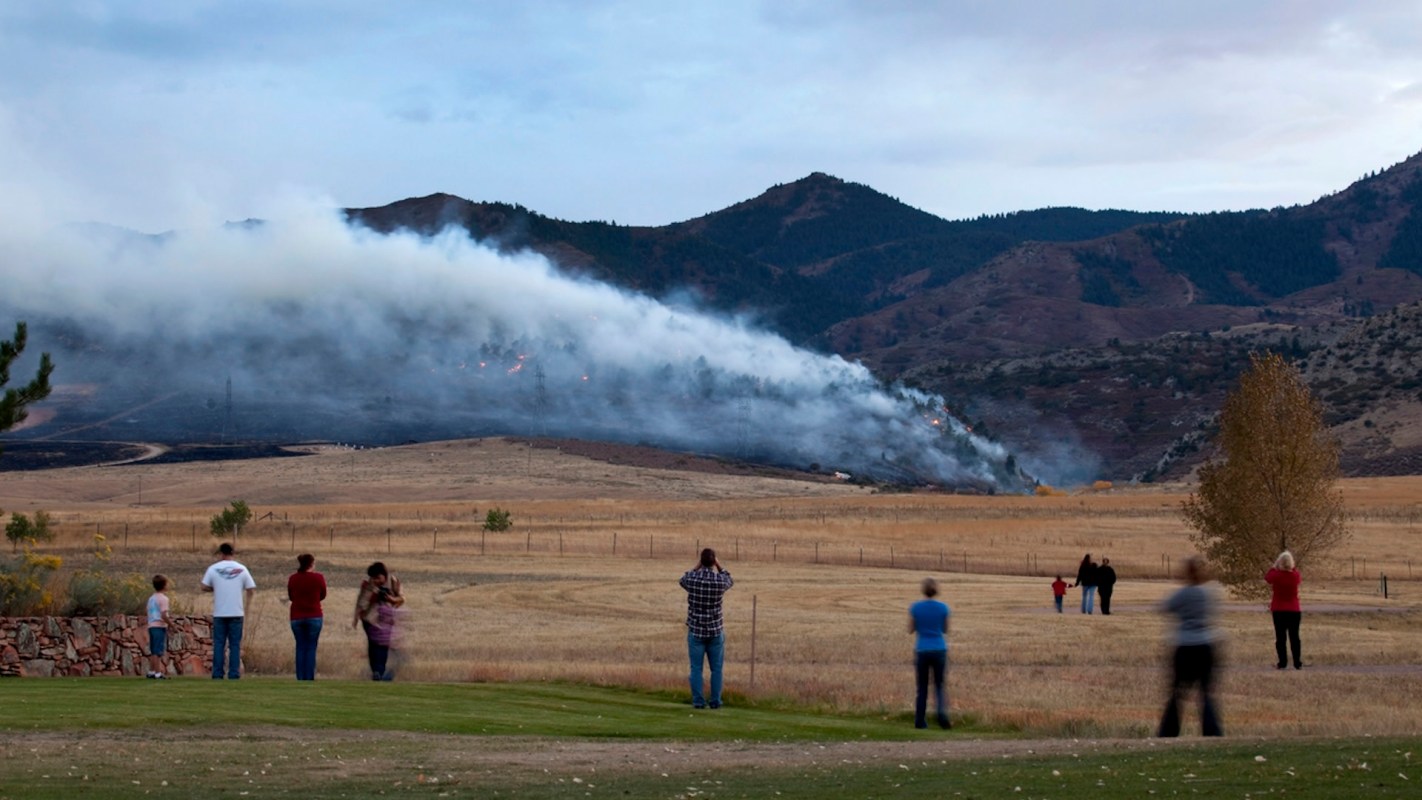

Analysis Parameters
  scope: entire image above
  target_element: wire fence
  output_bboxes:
[40,510,1419,588]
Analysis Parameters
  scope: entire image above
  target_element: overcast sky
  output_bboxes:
[4,0,1422,233]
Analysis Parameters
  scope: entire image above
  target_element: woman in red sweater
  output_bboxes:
[1265,551,1302,670]
[287,553,328,680]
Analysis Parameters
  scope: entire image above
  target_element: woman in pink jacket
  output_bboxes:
[1266,551,1302,670]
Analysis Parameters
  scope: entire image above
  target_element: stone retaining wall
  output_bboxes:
[0,615,213,677]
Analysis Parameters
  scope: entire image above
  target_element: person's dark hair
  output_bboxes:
[152,574,168,591]
[921,577,939,597]
[218,542,235,556]
[297,553,315,572]
[366,561,388,579]
[1079,553,1092,566]
[699,548,716,568]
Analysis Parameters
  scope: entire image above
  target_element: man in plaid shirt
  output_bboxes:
[680,547,734,709]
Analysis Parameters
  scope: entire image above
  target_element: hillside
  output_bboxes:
[14,151,1422,485]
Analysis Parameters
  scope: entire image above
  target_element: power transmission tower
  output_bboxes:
[223,375,233,444]
[534,363,548,437]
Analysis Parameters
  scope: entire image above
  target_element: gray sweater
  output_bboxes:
[1162,583,1222,647]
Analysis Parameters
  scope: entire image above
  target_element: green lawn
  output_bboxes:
[0,679,1417,799]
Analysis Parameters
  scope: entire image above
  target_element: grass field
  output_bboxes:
[3,438,1422,796]
[0,681,1418,799]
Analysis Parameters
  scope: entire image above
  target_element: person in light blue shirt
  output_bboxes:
[907,577,951,729]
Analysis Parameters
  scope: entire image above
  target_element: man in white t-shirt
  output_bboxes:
[201,542,256,680]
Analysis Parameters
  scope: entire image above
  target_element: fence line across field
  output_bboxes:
[41,513,1419,585]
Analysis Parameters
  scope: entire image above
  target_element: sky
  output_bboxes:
[3,0,1422,234]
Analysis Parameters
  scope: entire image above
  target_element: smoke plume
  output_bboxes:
[1,202,1034,488]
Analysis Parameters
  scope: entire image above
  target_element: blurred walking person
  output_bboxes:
[1266,551,1303,670]
[353,562,403,681]
[680,548,733,709]
[908,577,952,729]
[1157,556,1223,737]
[287,553,327,680]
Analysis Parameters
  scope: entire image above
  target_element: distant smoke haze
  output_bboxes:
[0,202,1057,487]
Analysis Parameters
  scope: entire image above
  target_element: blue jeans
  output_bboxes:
[687,632,725,708]
[212,616,244,679]
[291,617,323,680]
[362,620,390,680]
[1080,585,1097,614]
[1054,595,1063,613]
[914,649,949,728]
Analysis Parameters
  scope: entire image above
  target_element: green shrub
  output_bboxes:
[60,535,148,616]
[0,549,62,615]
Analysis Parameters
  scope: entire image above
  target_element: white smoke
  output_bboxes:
[1,200,1027,487]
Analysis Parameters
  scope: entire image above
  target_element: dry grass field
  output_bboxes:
[3,437,1421,738]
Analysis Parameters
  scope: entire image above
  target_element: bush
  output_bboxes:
[210,500,253,538]
[0,549,62,615]
[482,508,513,532]
[63,534,148,616]
[5,510,53,552]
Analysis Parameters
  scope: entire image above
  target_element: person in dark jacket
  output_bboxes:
[1097,557,1118,615]
[1072,554,1099,614]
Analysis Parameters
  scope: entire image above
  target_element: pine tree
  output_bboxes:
[1,321,54,455]
[1181,352,1348,598]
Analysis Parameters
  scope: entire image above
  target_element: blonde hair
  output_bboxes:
[1274,551,1296,570]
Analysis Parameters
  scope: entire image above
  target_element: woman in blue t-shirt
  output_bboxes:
[908,577,952,729]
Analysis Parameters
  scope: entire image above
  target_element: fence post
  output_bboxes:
[749,594,758,690]
[387,527,392,554]
[481,529,486,555]
[890,546,894,568]
[613,531,617,555]
[815,542,819,564]
[1381,574,1388,600]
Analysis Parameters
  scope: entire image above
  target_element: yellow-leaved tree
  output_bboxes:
[1181,351,1348,598]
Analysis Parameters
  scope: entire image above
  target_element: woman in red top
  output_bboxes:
[287,553,327,680]
[1265,551,1302,670]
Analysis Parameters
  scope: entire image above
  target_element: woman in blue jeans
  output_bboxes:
[908,577,952,729]
[286,553,327,680]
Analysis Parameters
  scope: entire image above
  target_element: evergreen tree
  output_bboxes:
[1,321,54,454]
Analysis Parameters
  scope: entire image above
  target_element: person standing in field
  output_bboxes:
[908,577,951,729]
[1097,557,1118,615]
[1266,551,1303,670]
[1051,574,1068,613]
[201,542,256,680]
[1157,555,1223,737]
[146,574,172,679]
[1073,553,1099,614]
[287,553,327,681]
[353,561,403,681]
[680,547,733,709]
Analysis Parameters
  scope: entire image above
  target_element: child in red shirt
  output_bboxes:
[1051,575,1069,613]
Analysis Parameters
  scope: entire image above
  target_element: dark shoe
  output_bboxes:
[1294,664,1303,670]
[1276,663,1287,670]
[938,717,952,730]
[914,722,928,729]
[708,703,720,709]
[693,704,705,709]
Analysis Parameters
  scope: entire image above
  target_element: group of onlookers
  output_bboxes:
[143,544,404,682]
[1049,553,1118,614]
[143,542,1307,742]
